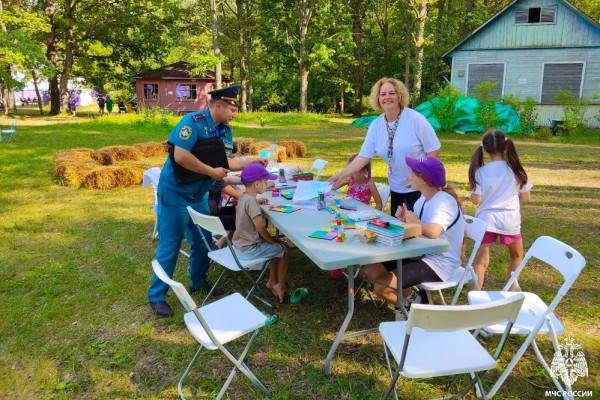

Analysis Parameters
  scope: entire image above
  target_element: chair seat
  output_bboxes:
[468,291,564,335]
[379,321,496,379]
[208,247,270,271]
[419,281,458,291]
[184,293,267,350]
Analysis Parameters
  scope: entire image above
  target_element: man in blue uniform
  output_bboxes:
[149,84,262,316]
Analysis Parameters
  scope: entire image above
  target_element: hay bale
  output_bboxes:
[53,149,103,188]
[292,140,307,157]
[81,166,144,190]
[235,137,254,155]
[134,142,167,158]
[277,141,297,158]
[98,145,143,165]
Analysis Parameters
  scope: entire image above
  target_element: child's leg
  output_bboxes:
[473,244,491,289]
[266,259,277,290]
[506,238,524,291]
[271,243,289,303]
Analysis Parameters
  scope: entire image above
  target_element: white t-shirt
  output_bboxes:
[414,191,465,282]
[471,160,533,235]
[359,108,441,193]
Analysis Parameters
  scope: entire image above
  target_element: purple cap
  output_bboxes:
[405,156,446,187]
[241,163,277,185]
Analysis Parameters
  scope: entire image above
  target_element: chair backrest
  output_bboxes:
[377,184,391,208]
[309,159,328,180]
[187,206,228,237]
[11,119,16,129]
[142,167,161,189]
[503,235,586,295]
[407,293,525,334]
[151,260,198,312]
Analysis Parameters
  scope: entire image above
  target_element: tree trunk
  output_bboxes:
[412,0,427,103]
[431,0,445,86]
[59,24,75,112]
[351,0,364,116]
[340,87,344,114]
[236,0,248,111]
[31,69,44,115]
[297,0,312,113]
[210,0,222,88]
[45,1,61,115]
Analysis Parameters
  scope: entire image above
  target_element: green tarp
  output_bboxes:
[351,96,521,133]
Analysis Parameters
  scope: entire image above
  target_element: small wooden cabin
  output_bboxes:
[444,0,600,127]
[134,62,228,113]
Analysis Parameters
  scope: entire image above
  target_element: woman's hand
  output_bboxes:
[397,203,419,224]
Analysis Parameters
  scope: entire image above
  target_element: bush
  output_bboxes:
[502,95,538,135]
[430,83,462,132]
[532,127,552,140]
[556,91,588,136]
[474,81,499,131]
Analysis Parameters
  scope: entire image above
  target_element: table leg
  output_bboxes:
[323,264,356,376]
[395,259,408,321]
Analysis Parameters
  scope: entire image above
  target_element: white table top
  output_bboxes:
[261,190,448,271]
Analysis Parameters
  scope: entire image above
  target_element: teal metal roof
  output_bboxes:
[444,0,600,58]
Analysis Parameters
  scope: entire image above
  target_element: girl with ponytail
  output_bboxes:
[468,128,532,290]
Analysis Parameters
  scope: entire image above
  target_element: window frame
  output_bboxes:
[515,6,557,25]
[143,83,159,101]
[539,61,586,104]
[175,83,198,102]
[465,62,507,98]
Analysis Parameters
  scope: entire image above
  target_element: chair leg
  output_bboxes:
[531,338,571,400]
[218,341,270,397]
[383,369,402,400]
[438,290,447,305]
[216,330,261,400]
[178,345,204,400]
[152,219,158,241]
[383,343,400,400]
[201,269,227,306]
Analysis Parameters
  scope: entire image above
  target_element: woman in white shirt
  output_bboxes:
[362,156,464,308]
[329,78,441,215]
[469,128,532,290]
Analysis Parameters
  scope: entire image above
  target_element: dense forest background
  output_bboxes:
[2,0,599,115]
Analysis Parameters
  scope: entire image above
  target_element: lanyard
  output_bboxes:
[385,115,400,173]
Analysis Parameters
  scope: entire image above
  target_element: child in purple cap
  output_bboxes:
[233,163,290,303]
[362,155,465,309]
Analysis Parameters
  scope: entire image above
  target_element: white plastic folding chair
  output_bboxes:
[1,119,16,142]
[187,206,275,308]
[468,236,586,400]
[379,294,524,400]
[151,260,270,400]
[142,167,161,241]
[376,183,391,209]
[309,159,328,180]
[419,215,486,305]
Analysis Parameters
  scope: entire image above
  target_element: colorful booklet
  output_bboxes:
[309,228,338,240]
[270,205,301,213]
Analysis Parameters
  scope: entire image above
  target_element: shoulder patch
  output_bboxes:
[179,125,193,140]
[192,114,205,122]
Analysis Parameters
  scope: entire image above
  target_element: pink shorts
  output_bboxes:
[482,231,522,245]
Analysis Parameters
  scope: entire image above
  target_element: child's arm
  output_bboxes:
[470,193,481,205]
[368,180,383,210]
[252,215,278,244]
[519,191,531,203]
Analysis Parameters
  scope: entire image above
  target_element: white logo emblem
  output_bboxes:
[550,337,588,387]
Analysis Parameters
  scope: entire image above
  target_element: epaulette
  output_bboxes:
[192,113,205,122]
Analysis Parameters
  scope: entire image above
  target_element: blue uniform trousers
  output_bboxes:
[148,186,212,303]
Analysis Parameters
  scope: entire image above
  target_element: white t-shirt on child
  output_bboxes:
[414,191,465,282]
[471,160,533,235]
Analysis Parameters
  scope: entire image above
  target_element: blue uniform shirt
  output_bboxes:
[159,108,233,197]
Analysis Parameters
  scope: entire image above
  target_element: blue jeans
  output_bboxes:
[148,185,212,303]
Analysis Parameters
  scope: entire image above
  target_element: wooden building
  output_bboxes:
[444,0,600,127]
[134,62,228,113]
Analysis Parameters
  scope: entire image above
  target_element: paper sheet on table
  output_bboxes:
[292,180,332,202]
[293,199,319,209]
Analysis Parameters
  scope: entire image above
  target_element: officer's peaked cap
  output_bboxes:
[209,84,241,107]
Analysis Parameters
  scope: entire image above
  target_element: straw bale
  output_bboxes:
[98,145,143,165]
[81,166,144,190]
[277,141,297,158]
[133,142,167,158]
[292,140,307,157]
[235,137,254,155]
[53,149,102,188]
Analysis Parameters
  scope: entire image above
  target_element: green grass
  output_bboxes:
[0,113,599,399]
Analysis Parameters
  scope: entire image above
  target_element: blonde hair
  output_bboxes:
[369,78,410,110]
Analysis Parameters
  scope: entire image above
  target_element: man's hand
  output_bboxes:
[210,167,230,180]
[328,172,346,189]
